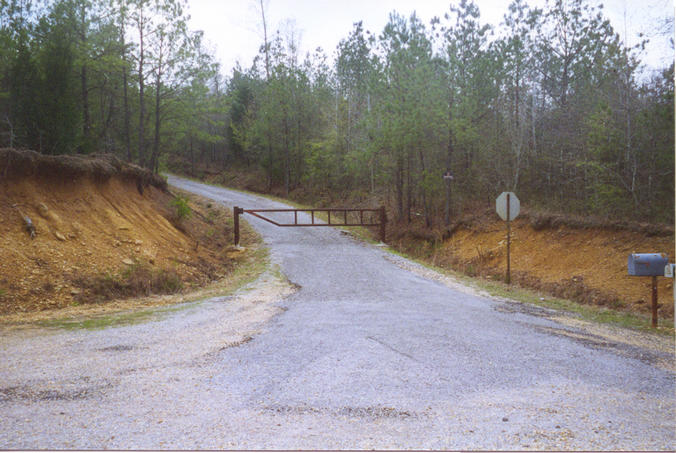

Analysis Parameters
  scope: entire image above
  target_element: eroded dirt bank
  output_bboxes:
[394,215,675,319]
[0,149,241,316]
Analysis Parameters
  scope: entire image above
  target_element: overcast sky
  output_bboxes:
[186,0,674,77]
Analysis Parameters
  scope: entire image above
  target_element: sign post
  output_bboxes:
[496,192,520,284]
[443,171,453,226]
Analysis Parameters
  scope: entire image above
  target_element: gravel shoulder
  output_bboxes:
[0,269,297,449]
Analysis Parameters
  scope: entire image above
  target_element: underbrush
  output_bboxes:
[72,263,183,304]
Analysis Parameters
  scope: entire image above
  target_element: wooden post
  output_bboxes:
[380,206,387,243]
[506,193,511,285]
[234,206,241,246]
[444,176,451,226]
[651,275,658,328]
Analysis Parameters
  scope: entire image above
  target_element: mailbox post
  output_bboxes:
[627,253,669,328]
[665,263,675,327]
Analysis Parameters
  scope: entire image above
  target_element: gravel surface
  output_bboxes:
[0,175,673,450]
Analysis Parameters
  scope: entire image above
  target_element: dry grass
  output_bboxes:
[0,148,166,191]
[72,263,183,304]
[526,210,673,237]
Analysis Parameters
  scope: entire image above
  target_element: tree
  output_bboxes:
[375,12,446,224]
[441,0,497,211]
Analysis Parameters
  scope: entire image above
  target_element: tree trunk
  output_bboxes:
[79,3,90,153]
[81,64,90,153]
[150,40,163,174]
[445,94,454,226]
[284,111,290,197]
[189,133,194,176]
[418,148,430,227]
[406,151,412,224]
[151,71,160,172]
[123,61,131,162]
[396,156,404,222]
[120,17,131,163]
[137,10,146,168]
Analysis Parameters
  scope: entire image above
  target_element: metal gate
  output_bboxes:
[233,206,386,245]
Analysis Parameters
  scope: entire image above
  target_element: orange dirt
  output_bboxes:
[435,218,675,317]
[0,174,236,315]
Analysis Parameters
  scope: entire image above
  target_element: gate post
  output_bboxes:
[234,206,241,246]
[379,206,387,243]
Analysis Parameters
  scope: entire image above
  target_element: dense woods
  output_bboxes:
[0,0,673,224]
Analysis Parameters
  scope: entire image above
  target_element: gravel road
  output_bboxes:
[1,175,673,450]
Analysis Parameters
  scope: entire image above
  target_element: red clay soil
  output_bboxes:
[431,217,675,317]
[0,153,236,316]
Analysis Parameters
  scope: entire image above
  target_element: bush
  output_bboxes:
[73,264,183,303]
[170,195,191,221]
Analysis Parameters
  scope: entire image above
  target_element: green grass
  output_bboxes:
[475,278,670,333]
[170,194,192,221]
[37,304,191,330]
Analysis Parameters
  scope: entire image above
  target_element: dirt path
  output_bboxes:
[0,176,673,450]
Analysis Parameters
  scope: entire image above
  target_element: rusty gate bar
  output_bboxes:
[233,207,387,245]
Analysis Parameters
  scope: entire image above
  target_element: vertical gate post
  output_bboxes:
[234,206,241,246]
[651,275,658,328]
[379,206,387,243]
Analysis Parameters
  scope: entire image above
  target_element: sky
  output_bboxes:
[186,0,675,77]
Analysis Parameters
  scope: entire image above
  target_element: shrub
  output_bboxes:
[73,264,183,303]
[170,195,191,221]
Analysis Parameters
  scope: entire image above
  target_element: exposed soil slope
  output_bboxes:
[0,150,239,316]
[394,215,675,319]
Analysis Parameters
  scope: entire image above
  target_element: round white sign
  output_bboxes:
[496,192,520,221]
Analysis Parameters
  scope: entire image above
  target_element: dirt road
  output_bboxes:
[0,176,673,450]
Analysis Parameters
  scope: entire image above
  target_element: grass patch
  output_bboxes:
[37,237,269,331]
[476,278,672,333]
[384,245,674,334]
[37,304,190,330]
[72,263,183,304]
[182,244,270,303]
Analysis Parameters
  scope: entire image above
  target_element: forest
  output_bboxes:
[0,0,673,225]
